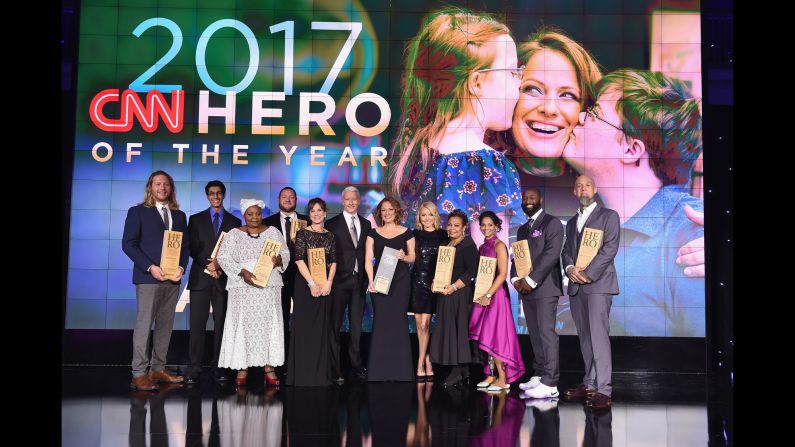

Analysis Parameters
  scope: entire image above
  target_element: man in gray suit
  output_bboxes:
[561,175,620,410]
[510,187,565,399]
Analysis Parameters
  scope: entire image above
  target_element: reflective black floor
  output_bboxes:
[63,366,712,446]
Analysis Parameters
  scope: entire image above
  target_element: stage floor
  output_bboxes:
[63,366,720,446]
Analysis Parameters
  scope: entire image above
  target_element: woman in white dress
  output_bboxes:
[217,198,290,387]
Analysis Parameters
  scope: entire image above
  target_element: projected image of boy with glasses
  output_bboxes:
[562,69,705,336]
[504,29,705,280]
[388,8,524,245]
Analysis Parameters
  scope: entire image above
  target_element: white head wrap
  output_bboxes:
[240,198,265,213]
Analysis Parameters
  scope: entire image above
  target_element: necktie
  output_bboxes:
[162,207,170,230]
[213,212,221,236]
[528,218,535,230]
[350,216,359,272]
[285,216,292,244]
[350,216,358,247]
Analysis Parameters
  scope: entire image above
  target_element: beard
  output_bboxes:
[579,196,595,207]
[522,203,537,217]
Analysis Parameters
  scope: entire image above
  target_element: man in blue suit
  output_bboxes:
[122,170,189,390]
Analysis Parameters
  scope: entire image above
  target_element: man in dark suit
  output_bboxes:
[326,186,371,382]
[561,175,620,410]
[185,180,242,383]
[510,187,564,399]
[262,187,309,340]
[122,170,189,390]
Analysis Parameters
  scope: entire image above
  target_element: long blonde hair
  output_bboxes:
[142,170,180,210]
[387,8,510,198]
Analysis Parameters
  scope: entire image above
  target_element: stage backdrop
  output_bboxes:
[67,0,705,337]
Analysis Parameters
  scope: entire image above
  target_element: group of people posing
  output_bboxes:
[123,172,619,411]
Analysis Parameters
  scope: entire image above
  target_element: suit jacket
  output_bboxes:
[122,203,189,285]
[186,208,242,291]
[326,212,371,288]
[561,204,620,296]
[262,211,309,275]
[511,211,564,299]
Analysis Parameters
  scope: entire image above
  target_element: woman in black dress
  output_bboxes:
[411,201,449,380]
[287,197,337,386]
[429,209,480,387]
[364,197,416,381]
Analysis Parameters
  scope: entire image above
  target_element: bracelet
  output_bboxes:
[308,280,316,288]
[451,284,458,292]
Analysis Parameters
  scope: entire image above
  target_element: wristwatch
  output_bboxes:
[308,280,316,288]
[485,293,492,298]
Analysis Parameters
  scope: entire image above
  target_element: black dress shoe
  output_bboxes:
[184,376,199,384]
[334,376,345,384]
[354,367,367,381]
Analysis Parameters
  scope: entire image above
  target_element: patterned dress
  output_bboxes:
[410,148,524,233]
[216,227,290,370]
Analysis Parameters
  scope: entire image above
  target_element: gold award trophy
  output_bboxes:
[252,239,283,287]
[160,230,183,280]
[431,245,456,293]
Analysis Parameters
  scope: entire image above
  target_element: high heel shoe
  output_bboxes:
[264,368,280,387]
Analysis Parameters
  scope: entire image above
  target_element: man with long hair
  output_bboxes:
[122,170,189,390]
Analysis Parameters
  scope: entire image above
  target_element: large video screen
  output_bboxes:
[67,0,704,337]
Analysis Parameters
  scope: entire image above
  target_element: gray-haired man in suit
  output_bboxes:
[561,175,620,410]
[511,187,565,400]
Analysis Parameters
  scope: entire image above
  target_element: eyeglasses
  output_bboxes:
[584,106,624,132]
[476,65,525,80]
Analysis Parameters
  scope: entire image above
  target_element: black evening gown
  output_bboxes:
[429,236,480,366]
[286,228,336,386]
[367,228,415,382]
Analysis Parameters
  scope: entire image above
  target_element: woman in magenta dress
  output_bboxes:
[468,211,525,391]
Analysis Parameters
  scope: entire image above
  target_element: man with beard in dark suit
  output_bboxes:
[262,186,309,373]
[561,175,620,411]
[511,187,565,400]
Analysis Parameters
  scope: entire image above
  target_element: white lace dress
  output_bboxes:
[216,226,290,370]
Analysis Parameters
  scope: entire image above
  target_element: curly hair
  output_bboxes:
[374,197,405,226]
[446,208,469,226]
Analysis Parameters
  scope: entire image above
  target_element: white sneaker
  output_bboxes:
[525,397,559,411]
[518,376,541,391]
[524,383,559,399]
[486,383,510,392]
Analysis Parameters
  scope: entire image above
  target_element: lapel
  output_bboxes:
[356,214,368,248]
[220,208,234,231]
[568,214,579,257]
[581,204,601,232]
[529,211,546,251]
